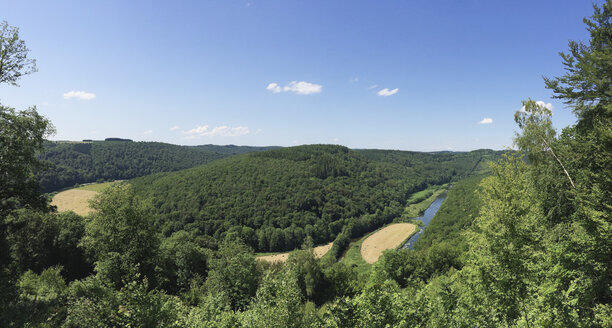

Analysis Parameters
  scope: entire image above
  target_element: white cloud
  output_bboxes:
[143,130,153,135]
[63,90,96,100]
[255,128,263,134]
[266,81,322,95]
[266,83,282,93]
[170,125,180,131]
[368,84,378,90]
[478,118,493,124]
[183,125,250,138]
[520,100,554,113]
[377,88,399,96]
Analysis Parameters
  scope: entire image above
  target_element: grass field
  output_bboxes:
[76,181,122,192]
[257,242,333,263]
[51,181,121,216]
[342,234,373,276]
[360,223,417,264]
[402,184,447,218]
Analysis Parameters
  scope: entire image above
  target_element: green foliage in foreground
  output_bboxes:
[2,2,611,326]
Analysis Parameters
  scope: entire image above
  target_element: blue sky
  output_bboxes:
[0,0,602,151]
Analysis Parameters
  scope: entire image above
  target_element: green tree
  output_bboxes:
[534,1,611,323]
[514,99,575,188]
[63,275,184,328]
[206,239,259,311]
[0,105,54,217]
[286,239,324,303]
[464,154,544,326]
[159,230,210,294]
[80,184,160,289]
[0,21,37,86]
[15,267,67,326]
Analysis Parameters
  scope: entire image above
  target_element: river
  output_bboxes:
[400,196,446,249]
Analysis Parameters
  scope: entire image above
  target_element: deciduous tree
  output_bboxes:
[0,21,37,86]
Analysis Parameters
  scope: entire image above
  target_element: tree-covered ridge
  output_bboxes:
[37,141,273,192]
[130,145,494,252]
[192,144,280,155]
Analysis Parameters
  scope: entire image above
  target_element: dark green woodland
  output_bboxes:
[37,141,275,192]
[1,2,611,327]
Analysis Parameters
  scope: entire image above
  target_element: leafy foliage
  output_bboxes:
[0,105,54,216]
[81,184,160,289]
[0,20,37,86]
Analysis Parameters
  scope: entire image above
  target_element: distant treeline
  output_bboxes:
[37,141,275,192]
[130,145,501,252]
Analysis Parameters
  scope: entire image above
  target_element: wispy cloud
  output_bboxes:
[143,130,153,135]
[377,88,399,96]
[183,125,250,139]
[349,77,359,83]
[266,81,322,95]
[170,125,180,131]
[478,118,493,124]
[368,84,378,90]
[63,90,96,100]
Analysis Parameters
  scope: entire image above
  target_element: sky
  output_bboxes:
[0,0,603,151]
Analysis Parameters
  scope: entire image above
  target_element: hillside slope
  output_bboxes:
[37,141,273,192]
[130,145,494,252]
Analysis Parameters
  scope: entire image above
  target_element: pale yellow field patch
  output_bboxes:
[51,189,98,216]
[257,241,333,263]
[360,223,417,264]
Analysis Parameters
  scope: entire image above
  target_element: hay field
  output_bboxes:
[51,181,120,216]
[360,223,417,264]
[51,189,99,216]
[257,242,333,263]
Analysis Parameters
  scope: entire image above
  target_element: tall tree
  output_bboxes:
[80,184,160,289]
[541,0,612,322]
[205,239,259,311]
[514,99,575,188]
[0,106,54,217]
[0,21,37,86]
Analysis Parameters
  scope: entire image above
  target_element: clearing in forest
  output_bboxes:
[360,223,417,264]
[257,242,333,263]
[51,189,98,216]
[51,181,120,216]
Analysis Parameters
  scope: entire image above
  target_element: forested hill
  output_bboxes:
[130,145,498,252]
[356,148,500,177]
[37,141,274,192]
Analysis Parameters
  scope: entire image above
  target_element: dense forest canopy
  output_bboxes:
[130,145,497,252]
[1,1,611,326]
[37,141,275,192]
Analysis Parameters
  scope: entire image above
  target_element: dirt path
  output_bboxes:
[360,223,417,264]
[51,189,98,216]
[258,242,333,263]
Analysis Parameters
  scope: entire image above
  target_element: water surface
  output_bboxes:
[401,196,446,249]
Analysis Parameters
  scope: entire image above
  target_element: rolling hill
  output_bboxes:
[130,145,499,252]
[37,141,275,192]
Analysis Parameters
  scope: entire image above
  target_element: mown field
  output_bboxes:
[257,242,333,263]
[50,181,121,215]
